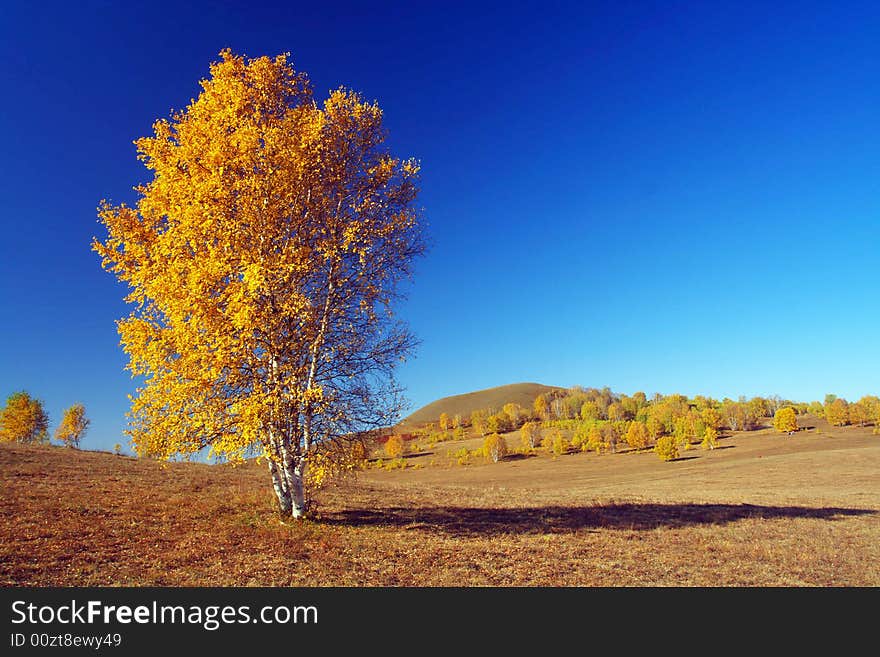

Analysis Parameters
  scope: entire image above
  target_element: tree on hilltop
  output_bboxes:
[55,403,91,448]
[0,391,49,444]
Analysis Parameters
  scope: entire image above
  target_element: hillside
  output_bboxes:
[401,382,561,429]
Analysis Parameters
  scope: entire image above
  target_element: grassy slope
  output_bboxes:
[400,382,561,429]
[2,417,879,586]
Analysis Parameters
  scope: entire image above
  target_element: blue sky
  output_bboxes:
[0,1,877,452]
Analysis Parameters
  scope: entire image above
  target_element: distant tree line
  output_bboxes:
[400,386,880,465]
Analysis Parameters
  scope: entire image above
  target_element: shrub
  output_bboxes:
[384,434,405,459]
[654,435,679,461]
[701,426,718,450]
[452,447,470,466]
[483,433,508,463]
[773,407,798,433]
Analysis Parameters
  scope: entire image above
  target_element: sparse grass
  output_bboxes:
[1,416,878,586]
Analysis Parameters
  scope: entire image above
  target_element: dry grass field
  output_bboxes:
[2,416,878,586]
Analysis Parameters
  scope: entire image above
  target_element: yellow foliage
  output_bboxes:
[542,428,569,456]
[646,416,664,440]
[773,407,798,433]
[654,435,679,461]
[625,421,649,450]
[55,403,90,448]
[483,433,508,463]
[701,407,722,431]
[0,392,49,444]
[825,398,849,426]
[520,421,542,449]
[582,425,605,454]
[384,435,405,459]
[701,426,718,450]
[92,50,425,517]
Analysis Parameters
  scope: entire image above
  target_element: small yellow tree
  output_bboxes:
[580,401,599,421]
[542,428,569,456]
[0,392,49,444]
[583,425,605,454]
[701,426,718,450]
[773,407,798,433]
[54,403,91,448]
[625,421,649,450]
[825,398,849,426]
[654,435,679,461]
[483,433,508,463]
[470,409,488,436]
[701,407,722,431]
[646,415,664,441]
[607,402,625,422]
[534,395,549,421]
[486,412,511,434]
[438,412,450,431]
[519,421,542,450]
[384,435,405,459]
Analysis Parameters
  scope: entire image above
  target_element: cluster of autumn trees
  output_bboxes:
[404,386,879,465]
[810,394,880,428]
[0,391,91,449]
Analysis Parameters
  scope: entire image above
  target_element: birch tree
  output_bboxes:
[0,391,50,444]
[55,403,91,448]
[94,50,425,519]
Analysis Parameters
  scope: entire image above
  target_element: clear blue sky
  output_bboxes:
[1,1,877,452]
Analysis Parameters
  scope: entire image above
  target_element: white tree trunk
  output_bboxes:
[268,453,307,519]
[290,461,307,518]
[268,459,292,515]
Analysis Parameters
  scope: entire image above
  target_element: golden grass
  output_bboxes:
[1,417,878,586]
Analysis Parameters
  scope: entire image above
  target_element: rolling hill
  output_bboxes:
[400,382,562,429]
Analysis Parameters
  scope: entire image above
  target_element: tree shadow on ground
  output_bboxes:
[321,503,876,537]
[502,452,537,461]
